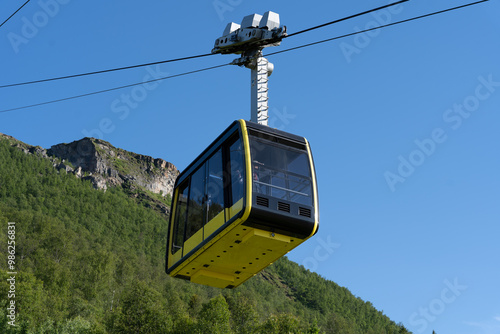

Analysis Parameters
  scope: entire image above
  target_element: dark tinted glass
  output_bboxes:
[250,137,312,205]
[229,138,245,207]
[172,182,189,254]
[207,150,225,222]
[186,165,206,240]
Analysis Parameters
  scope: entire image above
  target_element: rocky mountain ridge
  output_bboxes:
[0,133,179,214]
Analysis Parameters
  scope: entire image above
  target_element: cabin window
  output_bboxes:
[172,182,189,254]
[229,137,245,207]
[207,149,224,223]
[171,133,248,257]
[186,164,206,240]
[250,136,312,206]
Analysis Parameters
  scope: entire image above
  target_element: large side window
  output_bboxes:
[286,153,312,204]
[186,165,206,240]
[250,137,312,206]
[172,182,189,254]
[207,150,224,223]
[228,137,245,208]
[171,134,246,254]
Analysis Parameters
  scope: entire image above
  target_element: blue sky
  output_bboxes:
[1,0,499,333]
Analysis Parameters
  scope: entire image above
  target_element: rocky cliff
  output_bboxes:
[0,133,179,214]
[47,137,178,195]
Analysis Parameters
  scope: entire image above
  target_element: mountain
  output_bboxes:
[1,134,178,216]
[47,137,178,196]
[0,133,411,334]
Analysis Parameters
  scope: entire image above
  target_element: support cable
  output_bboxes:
[0,0,489,113]
[1,0,487,89]
[285,0,409,38]
[0,0,31,28]
[0,63,230,113]
[0,1,408,88]
[266,0,489,58]
[0,53,215,89]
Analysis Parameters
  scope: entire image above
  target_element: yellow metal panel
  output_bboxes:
[228,198,243,219]
[171,248,182,265]
[242,228,291,244]
[204,210,225,239]
[177,225,302,288]
[184,228,203,254]
[191,269,235,288]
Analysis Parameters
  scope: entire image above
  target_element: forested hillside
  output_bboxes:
[0,136,411,333]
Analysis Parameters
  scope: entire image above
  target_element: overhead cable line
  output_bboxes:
[0,0,31,28]
[266,0,489,58]
[1,0,482,90]
[0,0,407,88]
[0,52,215,89]
[0,63,230,113]
[285,0,409,38]
[0,0,489,113]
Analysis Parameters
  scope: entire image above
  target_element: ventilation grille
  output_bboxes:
[278,201,290,213]
[256,196,269,207]
[298,207,312,218]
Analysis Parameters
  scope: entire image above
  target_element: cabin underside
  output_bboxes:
[170,222,304,289]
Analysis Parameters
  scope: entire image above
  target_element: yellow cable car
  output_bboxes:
[165,119,319,288]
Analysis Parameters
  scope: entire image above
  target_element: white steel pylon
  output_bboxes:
[250,54,271,126]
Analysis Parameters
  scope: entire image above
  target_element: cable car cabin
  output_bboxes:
[165,119,319,288]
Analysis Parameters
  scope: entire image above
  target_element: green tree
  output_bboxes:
[0,270,49,332]
[197,295,232,334]
[307,319,321,334]
[259,313,301,334]
[188,294,203,317]
[59,316,93,334]
[324,313,356,334]
[226,294,259,334]
[113,280,172,334]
